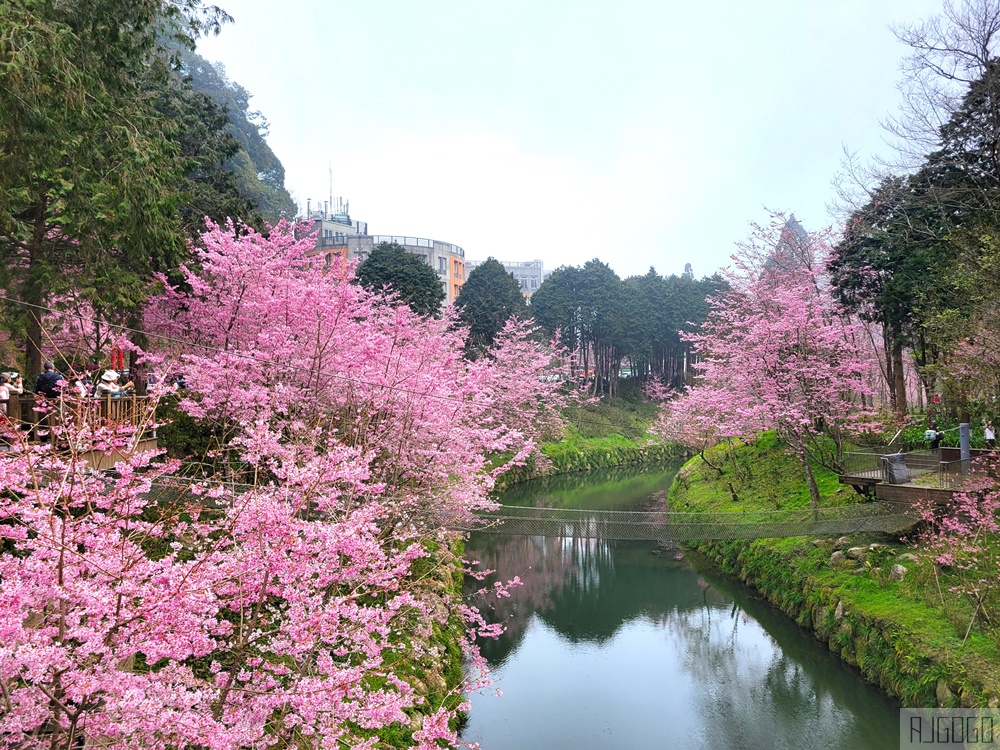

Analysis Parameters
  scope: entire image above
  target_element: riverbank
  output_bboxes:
[496,437,681,489]
[495,387,683,489]
[373,538,468,747]
[464,459,906,750]
[668,433,1000,708]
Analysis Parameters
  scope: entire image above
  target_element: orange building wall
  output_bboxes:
[450,258,465,303]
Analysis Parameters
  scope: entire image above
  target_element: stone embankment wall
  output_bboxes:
[692,537,1000,708]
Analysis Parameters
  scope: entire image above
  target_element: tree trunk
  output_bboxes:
[24,199,50,378]
[800,447,821,522]
[892,334,907,421]
[128,312,149,397]
[882,323,895,414]
[25,309,42,380]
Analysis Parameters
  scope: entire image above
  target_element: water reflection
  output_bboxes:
[688,566,901,749]
[496,461,682,512]
[463,464,900,750]
[466,463,689,663]
[468,533,713,664]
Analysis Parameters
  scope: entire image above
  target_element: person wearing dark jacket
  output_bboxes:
[32,362,63,444]
[34,362,62,399]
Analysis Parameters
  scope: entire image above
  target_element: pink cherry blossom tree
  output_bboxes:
[146,220,565,524]
[0,417,472,749]
[653,218,878,517]
[0,219,564,748]
[37,295,117,367]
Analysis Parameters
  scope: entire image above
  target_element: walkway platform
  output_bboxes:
[4,393,158,470]
[838,448,995,508]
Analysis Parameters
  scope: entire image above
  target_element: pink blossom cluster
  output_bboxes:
[918,460,1000,642]
[146,220,565,525]
[0,436,453,748]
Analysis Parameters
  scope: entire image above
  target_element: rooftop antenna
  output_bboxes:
[329,163,333,215]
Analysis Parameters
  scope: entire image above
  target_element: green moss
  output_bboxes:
[671,434,1000,707]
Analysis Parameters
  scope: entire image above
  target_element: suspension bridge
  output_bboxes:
[137,481,921,543]
[456,501,922,542]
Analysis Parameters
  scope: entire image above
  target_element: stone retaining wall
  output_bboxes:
[693,538,1000,708]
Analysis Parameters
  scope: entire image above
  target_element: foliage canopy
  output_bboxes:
[355,242,446,316]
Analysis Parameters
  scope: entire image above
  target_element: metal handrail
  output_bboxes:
[842,449,944,485]
[316,236,349,248]
[842,451,884,479]
[938,458,972,489]
[371,235,466,257]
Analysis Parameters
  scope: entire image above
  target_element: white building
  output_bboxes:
[303,199,466,303]
[465,259,548,298]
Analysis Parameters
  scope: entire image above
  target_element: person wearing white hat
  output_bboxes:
[95,370,133,397]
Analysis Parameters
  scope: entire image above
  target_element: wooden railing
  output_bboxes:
[937,458,972,488]
[842,450,890,480]
[5,392,157,444]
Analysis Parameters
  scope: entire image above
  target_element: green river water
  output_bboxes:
[461,461,901,750]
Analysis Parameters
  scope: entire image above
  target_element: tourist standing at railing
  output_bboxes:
[96,370,133,397]
[32,362,63,443]
[34,362,62,399]
[984,420,996,449]
[68,373,87,399]
[1,373,23,414]
[0,375,10,417]
[0,375,13,445]
[5,372,23,397]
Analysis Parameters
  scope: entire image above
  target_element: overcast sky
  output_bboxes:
[197,0,946,280]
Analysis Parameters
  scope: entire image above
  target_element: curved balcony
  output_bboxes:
[372,235,465,258]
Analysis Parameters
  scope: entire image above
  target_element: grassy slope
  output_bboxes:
[669,433,1000,707]
[558,382,662,444]
[495,384,680,487]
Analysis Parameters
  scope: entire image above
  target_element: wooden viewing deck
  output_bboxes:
[3,392,158,469]
[838,447,995,508]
